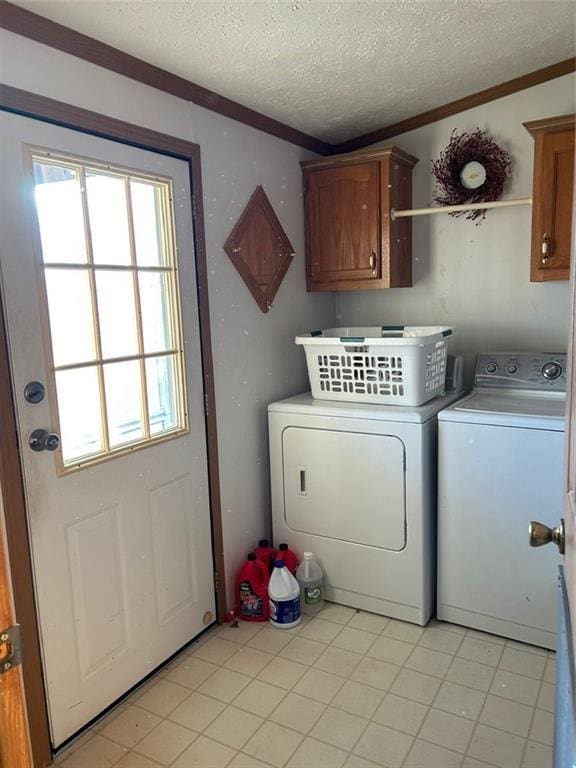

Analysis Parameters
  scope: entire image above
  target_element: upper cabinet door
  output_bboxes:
[525,114,575,282]
[306,161,380,285]
[302,145,418,292]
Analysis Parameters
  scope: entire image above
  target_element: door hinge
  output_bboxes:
[0,624,23,674]
[214,570,220,593]
[204,393,210,417]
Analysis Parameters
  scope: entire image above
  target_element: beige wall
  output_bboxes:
[0,30,333,608]
[335,74,576,383]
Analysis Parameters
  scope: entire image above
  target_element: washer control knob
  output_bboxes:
[541,361,562,380]
[485,363,498,374]
[506,364,519,375]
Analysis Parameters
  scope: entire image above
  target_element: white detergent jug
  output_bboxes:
[268,559,301,629]
[296,552,324,615]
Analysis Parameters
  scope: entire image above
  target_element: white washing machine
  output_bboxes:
[437,352,566,649]
[269,390,463,625]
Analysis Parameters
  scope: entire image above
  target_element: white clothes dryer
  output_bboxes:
[269,391,463,625]
[437,352,566,649]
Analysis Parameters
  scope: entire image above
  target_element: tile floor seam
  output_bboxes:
[131,720,199,767]
[397,639,498,696]
[399,737,464,768]
[410,683,481,758]
[419,721,475,757]
[166,672,245,708]
[520,674,548,766]
[97,703,162,750]
[198,703,264,753]
[352,723,416,767]
[393,732,418,768]
[431,676,489,724]
[446,655,498,692]
[237,751,277,768]
[416,627,466,656]
[313,704,372,757]
[465,723,528,768]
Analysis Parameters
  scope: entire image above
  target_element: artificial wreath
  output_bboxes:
[431,129,512,223]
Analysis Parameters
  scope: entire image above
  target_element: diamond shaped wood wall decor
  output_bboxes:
[224,186,295,313]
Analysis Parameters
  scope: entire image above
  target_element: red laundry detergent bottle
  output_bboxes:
[274,543,298,575]
[255,539,275,573]
[236,553,269,622]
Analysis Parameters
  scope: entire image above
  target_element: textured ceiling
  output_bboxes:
[13,0,576,143]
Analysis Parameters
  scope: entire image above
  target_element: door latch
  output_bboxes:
[0,624,23,674]
[29,428,60,452]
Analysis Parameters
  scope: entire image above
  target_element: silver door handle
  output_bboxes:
[29,429,60,452]
[529,519,565,555]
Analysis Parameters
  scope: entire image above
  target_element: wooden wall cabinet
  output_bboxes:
[301,146,418,291]
[524,114,575,282]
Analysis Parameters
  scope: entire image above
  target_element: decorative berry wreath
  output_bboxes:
[432,129,512,223]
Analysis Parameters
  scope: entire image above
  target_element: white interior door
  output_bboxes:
[553,189,576,765]
[0,112,216,746]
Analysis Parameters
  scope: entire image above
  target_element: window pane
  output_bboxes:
[104,360,144,447]
[33,162,87,264]
[139,272,174,353]
[44,269,96,366]
[86,172,131,265]
[131,180,167,266]
[146,355,179,435]
[56,367,103,463]
[96,271,139,359]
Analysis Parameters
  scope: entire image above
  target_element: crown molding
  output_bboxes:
[333,58,576,154]
[0,1,332,155]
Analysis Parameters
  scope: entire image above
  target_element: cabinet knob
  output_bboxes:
[541,233,551,263]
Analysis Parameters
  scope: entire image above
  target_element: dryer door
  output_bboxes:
[282,427,406,551]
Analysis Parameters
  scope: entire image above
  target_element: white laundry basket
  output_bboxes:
[296,326,453,406]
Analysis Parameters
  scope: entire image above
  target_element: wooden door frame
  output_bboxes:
[0,366,33,768]
[0,83,227,767]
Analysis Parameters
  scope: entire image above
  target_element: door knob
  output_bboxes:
[29,429,60,452]
[529,519,565,555]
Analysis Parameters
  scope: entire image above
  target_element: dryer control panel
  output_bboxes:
[474,353,567,392]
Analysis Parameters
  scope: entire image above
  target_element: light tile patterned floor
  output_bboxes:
[53,605,555,768]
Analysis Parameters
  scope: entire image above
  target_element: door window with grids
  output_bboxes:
[30,151,188,470]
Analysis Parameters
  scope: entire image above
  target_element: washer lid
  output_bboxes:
[440,391,566,430]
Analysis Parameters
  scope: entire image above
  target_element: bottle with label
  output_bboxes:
[296,552,324,615]
[255,539,275,573]
[236,553,269,622]
[274,543,298,575]
[268,559,301,629]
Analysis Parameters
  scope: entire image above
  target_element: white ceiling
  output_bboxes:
[14,0,576,144]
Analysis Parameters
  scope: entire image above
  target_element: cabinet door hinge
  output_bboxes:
[0,624,23,674]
